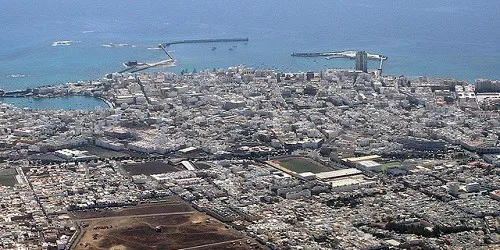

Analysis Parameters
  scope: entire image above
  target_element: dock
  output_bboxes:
[161,38,249,47]
[1,89,32,98]
[291,50,387,60]
[291,52,331,57]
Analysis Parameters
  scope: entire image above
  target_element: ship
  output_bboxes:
[123,61,147,68]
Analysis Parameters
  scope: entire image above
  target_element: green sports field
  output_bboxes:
[277,157,331,174]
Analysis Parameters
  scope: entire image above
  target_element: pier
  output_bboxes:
[1,89,32,97]
[291,50,388,61]
[161,37,249,47]
[291,52,331,57]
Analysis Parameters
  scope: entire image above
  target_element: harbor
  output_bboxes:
[0,85,111,110]
[118,38,250,74]
[0,95,109,110]
[292,50,388,74]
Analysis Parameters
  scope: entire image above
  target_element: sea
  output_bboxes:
[0,0,498,110]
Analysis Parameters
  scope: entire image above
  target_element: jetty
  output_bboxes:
[161,38,249,47]
[119,44,176,74]
[118,38,248,74]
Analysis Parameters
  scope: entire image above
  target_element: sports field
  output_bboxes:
[276,157,331,174]
[0,169,17,186]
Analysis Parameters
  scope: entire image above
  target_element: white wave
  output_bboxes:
[52,40,72,46]
[7,74,29,78]
[117,43,135,47]
[102,43,135,48]
[82,30,95,34]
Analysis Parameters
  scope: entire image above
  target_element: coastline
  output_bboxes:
[2,67,498,111]
[97,96,115,109]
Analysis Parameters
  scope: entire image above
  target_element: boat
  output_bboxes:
[123,61,148,68]
[123,61,138,67]
[211,46,217,51]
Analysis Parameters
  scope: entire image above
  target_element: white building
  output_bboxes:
[357,160,382,171]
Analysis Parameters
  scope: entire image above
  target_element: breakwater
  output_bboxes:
[162,38,249,47]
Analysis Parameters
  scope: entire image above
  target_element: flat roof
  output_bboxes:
[299,172,316,177]
[315,168,362,179]
[179,146,198,153]
[343,155,381,162]
[180,160,196,171]
[330,178,362,187]
[358,160,381,167]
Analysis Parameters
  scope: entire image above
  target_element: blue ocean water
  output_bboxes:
[0,0,498,96]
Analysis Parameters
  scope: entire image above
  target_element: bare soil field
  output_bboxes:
[75,212,248,250]
[72,200,193,220]
[121,161,182,175]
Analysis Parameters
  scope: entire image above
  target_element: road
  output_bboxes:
[74,211,197,222]
[178,239,243,250]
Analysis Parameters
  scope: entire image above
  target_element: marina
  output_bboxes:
[0,95,109,110]
[0,85,111,110]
